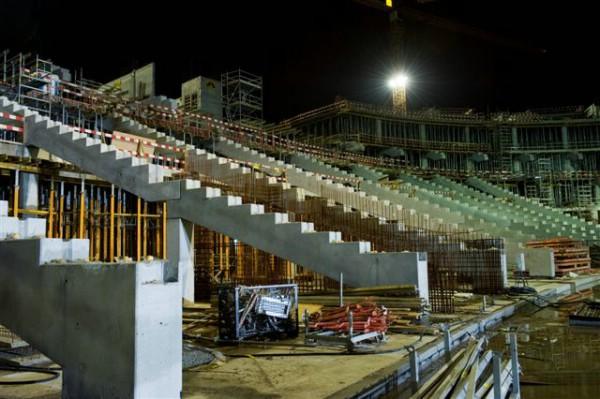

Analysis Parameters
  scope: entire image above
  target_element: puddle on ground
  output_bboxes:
[489,302,600,399]
[385,299,600,399]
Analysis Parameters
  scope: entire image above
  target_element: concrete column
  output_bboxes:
[167,218,195,302]
[19,172,39,218]
[561,126,569,149]
[464,126,471,143]
[420,156,429,169]
[419,124,426,142]
[466,159,475,172]
[512,159,522,173]
[563,158,574,172]
[376,118,382,141]
[511,127,518,148]
[593,185,600,221]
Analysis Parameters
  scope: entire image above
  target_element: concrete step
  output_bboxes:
[17,100,428,296]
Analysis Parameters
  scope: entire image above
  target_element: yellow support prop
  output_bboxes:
[78,190,85,239]
[47,188,55,238]
[162,202,167,259]
[58,191,64,239]
[12,185,19,217]
[109,190,115,262]
[136,197,141,261]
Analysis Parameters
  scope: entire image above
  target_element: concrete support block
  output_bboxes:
[19,217,46,238]
[0,216,19,238]
[0,238,182,398]
[524,247,555,278]
[0,200,7,216]
[167,218,195,302]
[19,172,39,219]
[0,215,46,239]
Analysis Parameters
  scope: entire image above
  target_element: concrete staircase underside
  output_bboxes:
[2,97,429,298]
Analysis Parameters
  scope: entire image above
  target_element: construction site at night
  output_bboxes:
[1,1,600,398]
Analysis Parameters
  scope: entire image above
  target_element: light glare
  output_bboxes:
[388,74,409,89]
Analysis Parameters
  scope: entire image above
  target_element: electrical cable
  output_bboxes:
[224,335,425,358]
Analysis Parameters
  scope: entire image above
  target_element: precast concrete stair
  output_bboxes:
[432,175,599,241]
[284,154,540,255]
[9,97,428,296]
[212,137,488,234]
[351,164,388,182]
[466,176,600,237]
[182,151,435,252]
[210,138,553,270]
[288,151,467,225]
[109,114,193,159]
[289,153,362,183]
[396,172,536,239]
[217,139,553,246]
[277,151,531,245]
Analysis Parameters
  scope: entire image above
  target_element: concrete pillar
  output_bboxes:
[561,126,569,149]
[167,218,195,302]
[420,155,429,169]
[419,124,426,142]
[593,185,600,221]
[511,127,518,148]
[375,118,382,141]
[19,172,39,218]
[563,158,574,172]
[464,126,471,143]
[512,159,522,173]
[466,159,475,172]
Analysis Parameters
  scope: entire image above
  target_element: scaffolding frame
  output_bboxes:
[221,69,263,127]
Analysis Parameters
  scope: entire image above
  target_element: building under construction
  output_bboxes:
[1,9,600,397]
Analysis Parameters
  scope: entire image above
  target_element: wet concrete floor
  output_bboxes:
[489,301,600,399]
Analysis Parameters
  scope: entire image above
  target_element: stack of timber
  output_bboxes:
[526,237,591,275]
[410,338,516,399]
[589,243,600,268]
[557,288,593,304]
[569,299,600,327]
[182,303,219,338]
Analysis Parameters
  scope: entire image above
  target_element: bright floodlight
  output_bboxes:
[388,74,409,89]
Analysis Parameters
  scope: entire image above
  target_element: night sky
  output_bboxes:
[1,0,599,121]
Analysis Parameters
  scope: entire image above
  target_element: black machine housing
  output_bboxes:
[218,284,299,341]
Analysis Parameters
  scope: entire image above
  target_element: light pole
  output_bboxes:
[388,73,409,113]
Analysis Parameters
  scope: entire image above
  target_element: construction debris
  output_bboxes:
[308,302,390,334]
[410,336,519,399]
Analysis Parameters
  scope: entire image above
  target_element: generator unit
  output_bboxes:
[218,284,299,341]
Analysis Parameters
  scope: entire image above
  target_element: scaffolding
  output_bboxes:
[221,69,263,127]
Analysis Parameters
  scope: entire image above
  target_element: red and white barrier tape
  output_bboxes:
[71,127,184,155]
[0,112,24,122]
[0,123,24,133]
